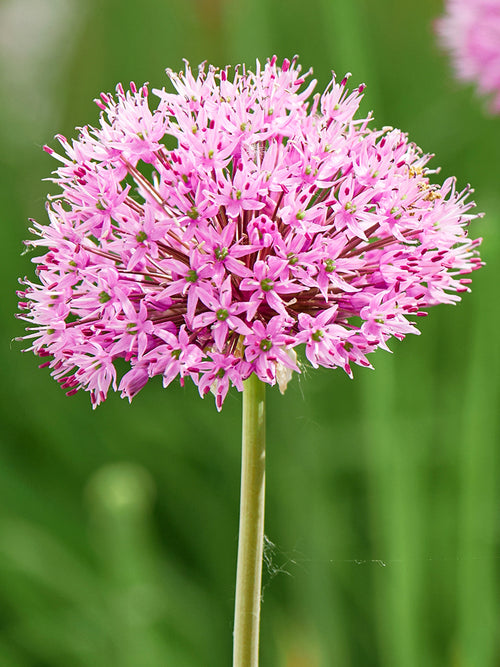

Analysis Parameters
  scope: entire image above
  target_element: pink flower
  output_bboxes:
[18,57,482,409]
[437,0,500,112]
[192,277,253,351]
[244,317,299,384]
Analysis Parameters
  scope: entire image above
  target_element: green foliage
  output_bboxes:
[1,0,499,664]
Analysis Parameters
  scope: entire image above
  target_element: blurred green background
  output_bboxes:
[1,0,499,665]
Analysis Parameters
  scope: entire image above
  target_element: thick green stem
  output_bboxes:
[233,373,266,667]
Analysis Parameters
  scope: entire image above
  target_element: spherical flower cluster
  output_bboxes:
[18,57,482,409]
[437,0,500,112]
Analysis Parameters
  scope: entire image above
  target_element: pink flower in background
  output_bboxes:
[437,0,500,111]
[18,57,482,409]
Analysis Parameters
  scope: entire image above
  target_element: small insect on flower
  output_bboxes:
[17,56,482,409]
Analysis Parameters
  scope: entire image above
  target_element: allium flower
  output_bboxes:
[437,0,500,112]
[18,56,482,410]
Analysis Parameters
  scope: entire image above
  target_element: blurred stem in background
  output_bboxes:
[233,374,266,666]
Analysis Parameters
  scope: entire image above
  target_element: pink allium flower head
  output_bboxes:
[18,57,482,410]
[437,0,500,111]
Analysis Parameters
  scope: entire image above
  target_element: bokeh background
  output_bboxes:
[1,0,499,665]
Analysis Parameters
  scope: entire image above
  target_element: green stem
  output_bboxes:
[233,373,266,667]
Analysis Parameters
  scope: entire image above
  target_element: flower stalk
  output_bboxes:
[233,373,266,666]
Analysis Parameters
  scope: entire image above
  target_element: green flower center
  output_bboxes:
[312,329,324,342]
[99,291,112,304]
[216,308,228,321]
[259,339,273,352]
[324,259,336,273]
[186,269,198,283]
[215,246,228,260]
[260,278,274,292]
[187,206,199,220]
